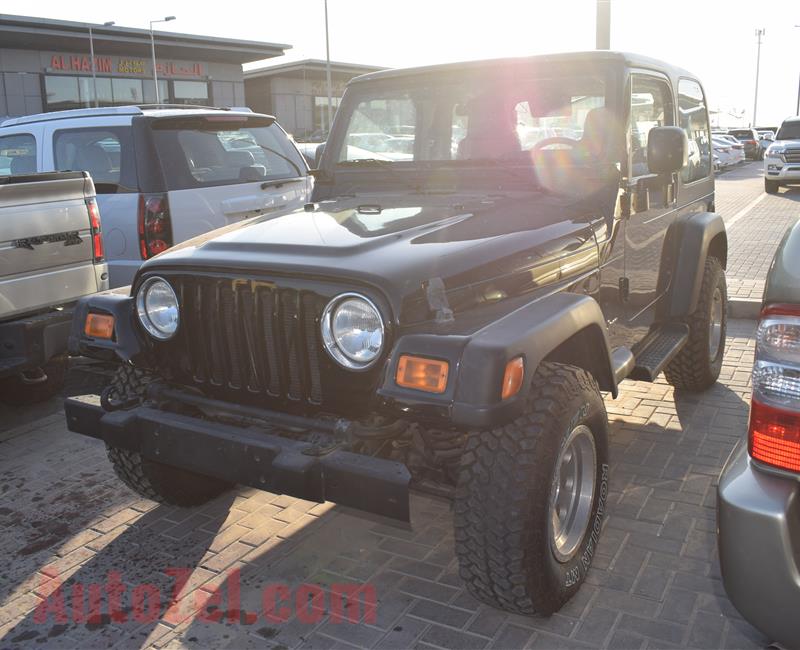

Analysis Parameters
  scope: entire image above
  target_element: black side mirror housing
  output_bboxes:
[647,126,688,175]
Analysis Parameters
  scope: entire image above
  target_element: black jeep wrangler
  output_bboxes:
[66,51,727,615]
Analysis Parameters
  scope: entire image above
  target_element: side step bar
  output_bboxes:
[629,324,690,382]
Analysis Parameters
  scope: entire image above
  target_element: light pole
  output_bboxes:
[150,16,176,104]
[324,0,333,134]
[753,28,765,127]
[596,0,610,50]
[795,26,799,116]
[89,21,115,108]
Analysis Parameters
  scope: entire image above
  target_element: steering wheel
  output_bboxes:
[531,137,581,152]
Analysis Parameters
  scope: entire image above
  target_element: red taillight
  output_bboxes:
[86,197,104,262]
[138,193,173,260]
[748,399,800,472]
[749,304,800,473]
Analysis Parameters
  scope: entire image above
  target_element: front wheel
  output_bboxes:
[454,362,609,615]
[664,257,726,392]
[765,179,779,194]
[104,365,233,507]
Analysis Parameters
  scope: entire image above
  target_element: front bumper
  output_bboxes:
[717,441,800,647]
[65,394,411,521]
[0,308,74,379]
[765,159,800,183]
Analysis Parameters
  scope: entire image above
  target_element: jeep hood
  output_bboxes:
[146,192,608,324]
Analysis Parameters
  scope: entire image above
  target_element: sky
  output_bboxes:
[19,0,800,127]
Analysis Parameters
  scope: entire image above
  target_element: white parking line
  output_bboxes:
[724,192,767,230]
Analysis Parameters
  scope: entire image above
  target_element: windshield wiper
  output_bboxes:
[253,144,304,178]
[260,176,305,190]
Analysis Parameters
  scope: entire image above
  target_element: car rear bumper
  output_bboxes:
[717,441,800,647]
[0,308,74,378]
[64,394,411,521]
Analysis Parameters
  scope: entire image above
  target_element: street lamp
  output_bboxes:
[795,26,799,116]
[88,21,115,108]
[753,28,765,127]
[149,16,176,104]
[324,0,333,134]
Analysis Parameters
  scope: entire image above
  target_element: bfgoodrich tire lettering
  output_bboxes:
[454,362,609,615]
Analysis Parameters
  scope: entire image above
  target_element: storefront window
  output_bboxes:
[45,76,80,111]
[143,79,169,104]
[173,81,209,105]
[111,78,144,105]
[78,77,113,107]
[312,95,342,136]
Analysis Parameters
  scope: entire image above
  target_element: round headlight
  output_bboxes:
[321,293,384,369]
[136,277,179,340]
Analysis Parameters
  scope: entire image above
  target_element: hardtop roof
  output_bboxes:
[348,51,698,86]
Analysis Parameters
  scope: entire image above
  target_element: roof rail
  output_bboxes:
[135,104,231,111]
[0,105,144,127]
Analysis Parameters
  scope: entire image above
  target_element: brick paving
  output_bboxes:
[715,162,800,302]
[0,321,769,649]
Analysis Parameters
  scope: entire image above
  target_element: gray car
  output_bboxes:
[717,220,800,648]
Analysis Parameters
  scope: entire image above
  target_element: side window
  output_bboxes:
[0,133,37,175]
[678,79,711,183]
[630,75,674,176]
[339,96,416,162]
[53,128,137,193]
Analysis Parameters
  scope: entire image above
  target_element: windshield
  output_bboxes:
[150,116,306,191]
[776,123,800,140]
[334,71,613,168]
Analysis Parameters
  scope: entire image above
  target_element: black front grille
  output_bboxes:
[166,276,324,405]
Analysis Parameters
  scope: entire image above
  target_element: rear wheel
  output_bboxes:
[454,362,609,615]
[664,257,726,392]
[765,180,779,194]
[104,365,233,507]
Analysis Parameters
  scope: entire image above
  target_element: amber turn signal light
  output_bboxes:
[501,356,525,400]
[84,313,115,340]
[396,355,449,393]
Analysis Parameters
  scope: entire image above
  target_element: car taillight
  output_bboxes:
[138,193,173,260]
[748,304,800,473]
[86,197,104,262]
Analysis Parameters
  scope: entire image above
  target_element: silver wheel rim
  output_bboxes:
[709,287,724,361]
[549,425,597,563]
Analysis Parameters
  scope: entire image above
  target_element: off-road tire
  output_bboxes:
[454,362,609,615]
[765,180,779,194]
[104,365,233,507]
[0,354,67,405]
[664,257,726,392]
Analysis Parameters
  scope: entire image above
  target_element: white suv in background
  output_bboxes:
[764,116,800,194]
[0,106,312,287]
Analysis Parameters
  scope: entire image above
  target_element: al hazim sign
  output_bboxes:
[48,54,205,78]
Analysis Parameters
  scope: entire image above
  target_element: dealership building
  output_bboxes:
[0,14,291,119]
[244,59,385,140]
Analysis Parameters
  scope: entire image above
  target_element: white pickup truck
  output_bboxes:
[0,170,108,403]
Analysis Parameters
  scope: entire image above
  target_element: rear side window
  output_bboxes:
[677,79,711,184]
[53,127,138,193]
[0,133,36,176]
[150,116,306,190]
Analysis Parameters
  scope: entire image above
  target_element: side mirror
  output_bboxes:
[647,126,687,175]
[314,143,326,169]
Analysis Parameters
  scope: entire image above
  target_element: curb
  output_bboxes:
[729,299,761,320]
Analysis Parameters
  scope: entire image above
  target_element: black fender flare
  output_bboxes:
[379,293,616,428]
[449,292,616,427]
[668,212,727,320]
[68,288,146,363]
